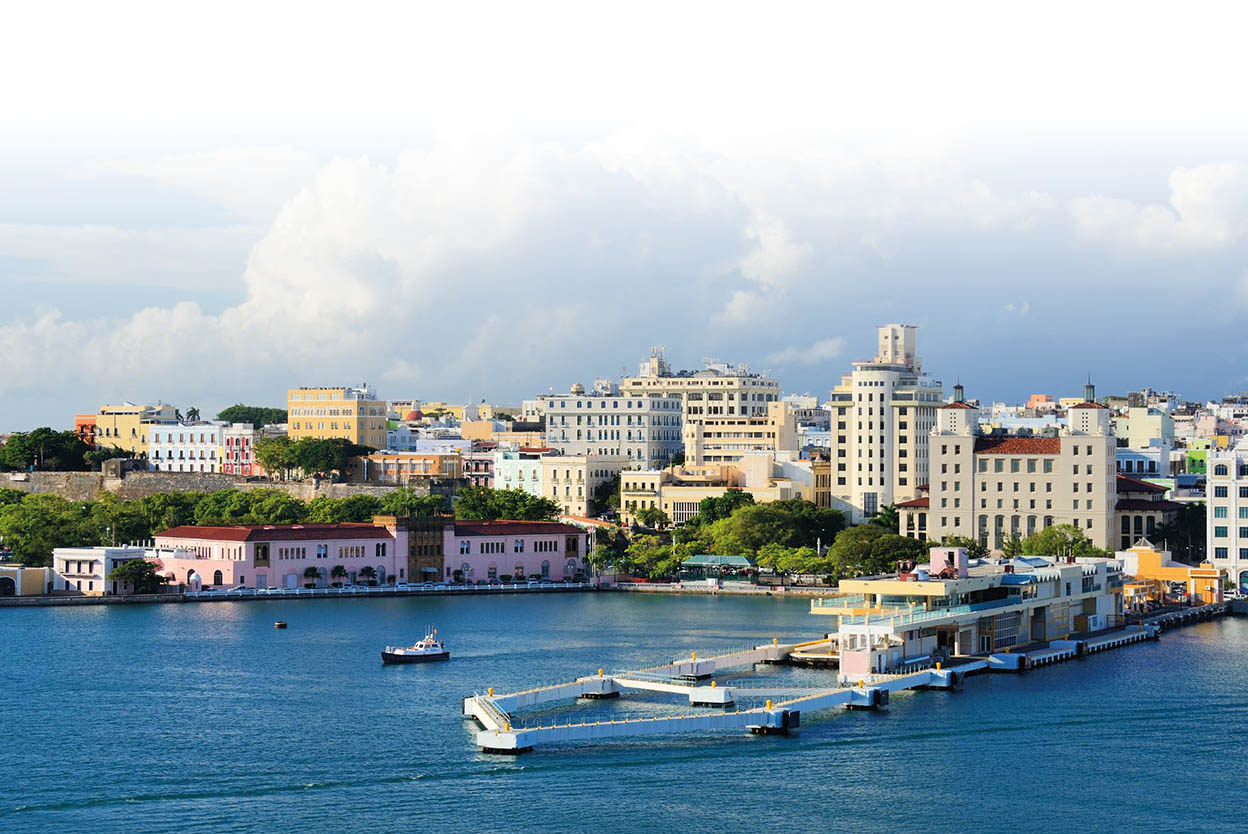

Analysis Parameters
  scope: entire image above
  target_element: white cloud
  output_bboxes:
[766,338,847,366]
[1069,163,1248,254]
[1002,301,1031,315]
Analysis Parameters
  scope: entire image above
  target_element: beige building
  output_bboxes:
[541,455,630,518]
[287,386,387,449]
[52,546,149,596]
[95,402,178,454]
[620,461,801,525]
[826,325,943,522]
[344,452,461,484]
[682,401,798,465]
[539,381,682,466]
[619,348,781,422]
[920,383,1116,551]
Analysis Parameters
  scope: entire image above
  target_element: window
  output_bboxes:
[1215,506,1228,519]
[1215,486,1228,498]
[1043,459,1053,474]
[1215,526,1228,538]
[460,541,471,555]
[514,539,524,553]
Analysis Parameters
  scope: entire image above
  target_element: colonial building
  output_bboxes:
[921,383,1115,551]
[538,381,682,467]
[1207,441,1248,588]
[682,401,798,465]
[287,385,387,449]
[95,402,177,455]
[148,422,225,473]
[344,451,461,484]
[1114,475,1183,552]
[220,423,286,477]
[443,520,591,583]
[53,546,149,596]
[540,455,629,518]
[620,460,802,526]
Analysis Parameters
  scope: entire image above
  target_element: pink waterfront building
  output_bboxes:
[150,522,406,589]
[441,520,591,583]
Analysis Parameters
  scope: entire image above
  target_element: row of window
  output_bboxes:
[1212,486,1248,498]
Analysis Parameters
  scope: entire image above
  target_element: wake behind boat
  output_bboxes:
[382,628,450,664]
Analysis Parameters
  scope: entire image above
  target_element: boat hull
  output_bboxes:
[381,650,450,664]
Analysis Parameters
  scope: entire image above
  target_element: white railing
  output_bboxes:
[184,582,591,600]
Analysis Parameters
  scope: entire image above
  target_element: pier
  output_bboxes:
[461,612,1227,753]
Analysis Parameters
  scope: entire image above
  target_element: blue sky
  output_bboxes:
[2,2,1248,429]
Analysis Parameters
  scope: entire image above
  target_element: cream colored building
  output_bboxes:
[619,348,781,422]
[826,325,943,522]
[95,402,178,454]
[539,381,681,467]
[287,385,387,449]
[541,455,630,518]
[682,401,798,465]
[619,460,801,525]
[921,383,1116,551]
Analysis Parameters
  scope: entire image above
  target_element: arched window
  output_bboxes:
[1214,464,1229,476]
[212,570,223,585]
[541,560,550,579]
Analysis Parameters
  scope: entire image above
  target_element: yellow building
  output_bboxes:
[541,455,629,518]
[287,386,387,449]
[344,452,461,484]
[0,564,50,597]
[620,463,798,525]
[95,402,177,454]
[682,401,798,465]
[1119,540,1223,610]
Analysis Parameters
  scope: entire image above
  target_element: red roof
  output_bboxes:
[1115,499,1183,512]
[453,520,584,537]
[518,446,554,453]
[941,401,977,410]
[895,496,929,508]
[155,523,392,542]
[973,436,1062,454]
[1116,474,1168,494]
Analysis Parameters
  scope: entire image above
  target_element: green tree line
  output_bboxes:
[215,404,288,428]
[0,428,134,472]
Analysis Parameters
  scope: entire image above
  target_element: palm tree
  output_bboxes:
[870,504,900,533]
[186,407,200,422]
[359,565,377,586]
[302,565,321,588]
[330,564,348,587]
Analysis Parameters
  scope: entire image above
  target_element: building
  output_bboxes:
[221,423,286,476]
[538,381,682,467]
[620,462,801,526]
[53,546,149,596]
[826,325,944,521]
[1207,441,1248,588]
[494,448,551,496]
[1118,540,1222,611]
[0,564,51,596]
[385,427,471,455]
[95,402,177,455]
[443,520,591,583]
[811,548,1126,674]
[149,522,408,589]
[619,348,781,422]
[148,422,225,473]
[1116,406,1175,453]
[74,414,98,448]
[374,515,453,583]
[287,385,387,448]
[540,455,629,518]
[344,452,461,485]
[682,401,798,465]
[1114,475,1183,552]
[921,382,1115,551]
[462,449,496,488]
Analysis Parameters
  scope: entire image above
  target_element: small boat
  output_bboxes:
[274,621,288,629]
[382,628,450,664]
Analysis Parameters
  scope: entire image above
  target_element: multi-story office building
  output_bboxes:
[95,402,177,455]
[539,381,681,467]
[148,422,225,473]
[921,383,1116,551]
[826,325,943,521]
[287,385,387,449]
[619,348,781,421]
[1207,441,1248,588]
[494,448,550,496]
[682,401,798,465]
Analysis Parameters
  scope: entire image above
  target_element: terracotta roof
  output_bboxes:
[1116,474,1168,494]
[1115,499,1184,512]
[155,523,392,542]
[453,520,585,537]
[1070,401,1108,409]
[941,401,977,409]
[895,496,929,508]
[973,436,1062,454]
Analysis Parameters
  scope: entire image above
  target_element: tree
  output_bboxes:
[1020,524,1105,559]
[696,490,755,525]
[454,487,559,521]
[0,494,97,566]
[636,506,671,530]
[185,407,201,422]
[870,504,900,533]
[932,536,989,561]
[830,525,927,577]
[84,446,136,470]
[255,437,297,480]
[1001,533,1024,559]
[305,494,384,523]
[591,475,620,517]
[1154,502,1205,565]
[667,451,686,467]
[330,564,348,586]
[0,428,92,472]
[107,559,168,594]
[216,404,289,428]
[359,565,378,585]
[707,500,844,557]
[380,487,448,517]
[303,565,322,588]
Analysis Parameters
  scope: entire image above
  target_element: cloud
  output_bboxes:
[766,338,847,366]
[1069,163,1248,254]
[1002,301,1031,315]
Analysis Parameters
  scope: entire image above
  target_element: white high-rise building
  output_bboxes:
[827,325,944,522]
[619,348,782,422]
[1208,440,1248,589]
[538,381,682,468]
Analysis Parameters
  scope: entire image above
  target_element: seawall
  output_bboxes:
[1,470,432,502]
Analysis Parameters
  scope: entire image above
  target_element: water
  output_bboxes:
[2,593,1246,833]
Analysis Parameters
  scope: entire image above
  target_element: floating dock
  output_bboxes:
[464,606,1229,754]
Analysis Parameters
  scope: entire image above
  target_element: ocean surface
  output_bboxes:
[2,592,1245,833]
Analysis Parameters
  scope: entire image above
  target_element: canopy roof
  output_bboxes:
[681,554,756,568]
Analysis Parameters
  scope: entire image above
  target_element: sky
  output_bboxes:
[3,1,1248,430]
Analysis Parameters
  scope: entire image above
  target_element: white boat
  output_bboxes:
[382,628,450,664]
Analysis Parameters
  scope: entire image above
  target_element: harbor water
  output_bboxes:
[2,593,1246,833]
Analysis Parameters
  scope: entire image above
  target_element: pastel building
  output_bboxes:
[619,348,782,421]
[538,381,682,466]
[221,423,286,476]
[96,402,178,455]
[287,385,387,449]
[462,449,496,488]
[1207,441,1248,588]
[443,520,591,582]
[344,452,461,484]
[148,422,225,472]
[53,546,149,596]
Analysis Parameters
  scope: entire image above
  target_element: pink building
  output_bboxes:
[442,521,591,583]
[150,522,407,589]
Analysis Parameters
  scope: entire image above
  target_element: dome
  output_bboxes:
[405,409,424,421]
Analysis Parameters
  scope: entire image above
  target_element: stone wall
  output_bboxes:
[2,470,455,503]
